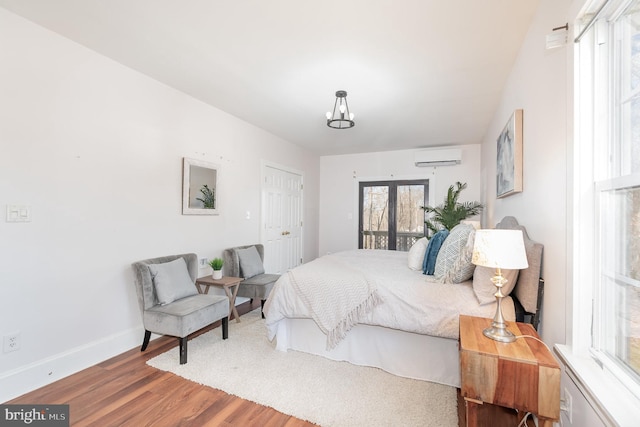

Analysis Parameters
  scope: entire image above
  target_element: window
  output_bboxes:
[577,0,640,397]
[359,180,429,251]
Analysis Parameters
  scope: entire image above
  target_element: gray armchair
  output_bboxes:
[222,244,280,318]
[131,253,229,364]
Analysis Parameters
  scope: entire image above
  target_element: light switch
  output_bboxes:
[246,211,251,220]
[6,205,31,222]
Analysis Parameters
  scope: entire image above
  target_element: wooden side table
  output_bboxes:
[195,276,243,323]
[459,315,560,427]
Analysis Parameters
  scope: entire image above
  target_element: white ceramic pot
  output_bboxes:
[212,270,223,279]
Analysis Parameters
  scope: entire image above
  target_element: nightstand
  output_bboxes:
[195,276,243,323]
[459,315,560,427]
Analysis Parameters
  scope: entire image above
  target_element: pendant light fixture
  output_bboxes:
[326,90,355,129]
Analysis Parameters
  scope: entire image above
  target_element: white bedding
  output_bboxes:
[285,255,382,350]
[264,249,514,343]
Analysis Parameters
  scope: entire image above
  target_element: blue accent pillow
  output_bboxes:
[422,229,449,275]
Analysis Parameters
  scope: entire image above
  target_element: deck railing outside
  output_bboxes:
[362,231,424,251]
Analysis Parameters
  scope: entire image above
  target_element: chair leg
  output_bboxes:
[179,337,188,364]
[261,299,266,318]
[222,316,229,340]
[141,330,151,352]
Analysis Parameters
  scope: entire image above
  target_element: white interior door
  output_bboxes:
[262,164,303,274]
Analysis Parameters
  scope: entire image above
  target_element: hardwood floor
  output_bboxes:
[6,301,316,427]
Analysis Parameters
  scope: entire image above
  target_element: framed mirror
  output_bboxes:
[182,157,219,215]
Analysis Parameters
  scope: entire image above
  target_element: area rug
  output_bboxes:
[147,309,457,426]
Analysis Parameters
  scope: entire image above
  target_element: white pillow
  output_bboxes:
[473,266,520,305]
[148,258,198,305]
[408,237,429,271]
[236,246,265,279]
[434,223,476,283]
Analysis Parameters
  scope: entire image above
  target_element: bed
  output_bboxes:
[263,216,544,387]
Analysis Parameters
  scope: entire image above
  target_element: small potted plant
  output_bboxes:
[209,257,224,279]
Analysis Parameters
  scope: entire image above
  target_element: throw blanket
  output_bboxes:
[287,256,382,350]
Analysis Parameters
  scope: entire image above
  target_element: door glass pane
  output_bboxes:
[396,185,425,251]
[362,186,389,249]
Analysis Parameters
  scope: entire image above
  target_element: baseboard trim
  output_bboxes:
[1,298,254,403]
[0,326,144,403]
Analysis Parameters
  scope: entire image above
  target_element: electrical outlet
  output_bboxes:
[562,387,573,423]
[3,332,20,353]
[199,258,209,268]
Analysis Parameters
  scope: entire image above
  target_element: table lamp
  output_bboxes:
[472,229,529,342]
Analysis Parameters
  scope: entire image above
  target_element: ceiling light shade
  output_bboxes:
[326,90,355,129]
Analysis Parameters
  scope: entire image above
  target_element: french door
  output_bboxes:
[359,180,428,251]
[262,165,303,273]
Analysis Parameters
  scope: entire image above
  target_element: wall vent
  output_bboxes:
[414,148,462,167]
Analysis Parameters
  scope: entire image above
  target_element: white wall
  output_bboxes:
[479,0,572,348]
[319,145,481,255]
[0,8,319,401]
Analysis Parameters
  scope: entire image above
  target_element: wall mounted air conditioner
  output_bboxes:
[414,148,462,167]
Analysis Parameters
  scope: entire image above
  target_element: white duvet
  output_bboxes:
[264,249,515,341]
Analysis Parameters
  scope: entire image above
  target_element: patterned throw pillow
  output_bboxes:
[434,223,476,284]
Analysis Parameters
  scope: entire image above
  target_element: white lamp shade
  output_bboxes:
[472,229,529,269]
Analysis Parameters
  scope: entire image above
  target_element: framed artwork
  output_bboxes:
[496,109,523,198]
[182,157,219,215]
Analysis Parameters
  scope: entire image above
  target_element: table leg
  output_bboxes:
[196,284,210,294]
[224,284,241,323]
[464,398,481,427]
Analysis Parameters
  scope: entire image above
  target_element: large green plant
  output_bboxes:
[421,182,483,237]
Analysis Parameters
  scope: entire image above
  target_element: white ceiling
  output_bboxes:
[0,0,540,155]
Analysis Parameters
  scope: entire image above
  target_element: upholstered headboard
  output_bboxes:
[495,216,544,329]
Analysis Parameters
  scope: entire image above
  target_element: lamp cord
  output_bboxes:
[514,335,551,353]
[517,411,533,427]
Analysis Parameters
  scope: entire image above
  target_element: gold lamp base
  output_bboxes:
[483,324,516,343]
[483,269,516,343]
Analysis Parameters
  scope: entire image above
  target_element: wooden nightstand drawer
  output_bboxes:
[459,315,560,426]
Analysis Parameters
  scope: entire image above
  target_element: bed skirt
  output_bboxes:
[273,317,461,388]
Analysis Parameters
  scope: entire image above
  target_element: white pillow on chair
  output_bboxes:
[148,258,198,305]
[236,246,265,279]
